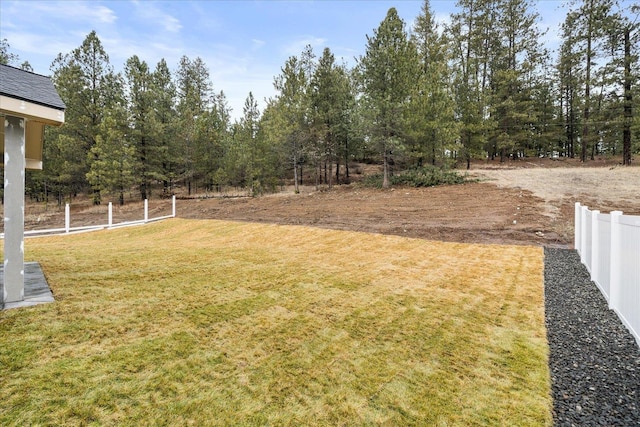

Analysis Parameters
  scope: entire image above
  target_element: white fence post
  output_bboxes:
[580,205,588,262]
[65,204,70,233]
[609,210,623,311]
[575,202,582,252]
[2,198,174,239]
[591,210,600,283]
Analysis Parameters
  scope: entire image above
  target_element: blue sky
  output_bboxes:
[1,0,568,120]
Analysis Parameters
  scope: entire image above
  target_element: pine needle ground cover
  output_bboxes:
[1,219,551,425]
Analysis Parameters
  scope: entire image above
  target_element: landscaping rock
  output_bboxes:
[545,248,640,426]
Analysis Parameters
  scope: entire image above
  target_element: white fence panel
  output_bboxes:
[592,212,611,301]
[582,206,593,272]
[614,214,640,347]
[575,203,640,347]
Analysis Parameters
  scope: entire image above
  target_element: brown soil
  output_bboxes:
[8,158,640,248]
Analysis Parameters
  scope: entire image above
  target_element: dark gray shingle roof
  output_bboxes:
[0,64,65,111]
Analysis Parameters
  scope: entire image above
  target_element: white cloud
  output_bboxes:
[252,39,266,49]
[31,1,117,24]
[160,15,182,33]
[89,5,118,24]
[283,36,328,57]
[2,30,76,61]
[133,2,182,33]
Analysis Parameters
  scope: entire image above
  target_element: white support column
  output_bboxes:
[108,202,113,228]
[65,204,70,233]
[609,211,623,311]
[144,199,148,223]
[591,210,600,283]
[3,115,26,304]
[172,195,176,218]
[574,202,581,251]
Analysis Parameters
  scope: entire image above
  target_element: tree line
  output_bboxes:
[1,0,638,204]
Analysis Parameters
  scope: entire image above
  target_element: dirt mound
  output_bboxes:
[179,182,567,247]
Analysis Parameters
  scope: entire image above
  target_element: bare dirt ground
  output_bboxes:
[8,158,640,248]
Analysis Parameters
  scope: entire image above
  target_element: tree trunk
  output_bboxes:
[581,2,593,163]
[345,136,350,179]
[299,163,303,186]
[328,159,333,189]
[431,129,437,166]
[623,27,632,166]
[323,159,327,184]
[382,150,390,189]
[293,157,299,194]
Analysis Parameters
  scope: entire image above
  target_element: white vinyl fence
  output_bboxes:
[575,202,640,347]
[0,196,176,239]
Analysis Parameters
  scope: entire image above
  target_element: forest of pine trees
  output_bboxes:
[1,0,639,204]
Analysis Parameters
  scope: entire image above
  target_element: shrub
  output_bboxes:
[362,166,467,188]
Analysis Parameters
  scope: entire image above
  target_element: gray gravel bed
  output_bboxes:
[545,247,640,426]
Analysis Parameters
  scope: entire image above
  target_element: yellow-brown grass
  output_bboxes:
[0,219,551,425]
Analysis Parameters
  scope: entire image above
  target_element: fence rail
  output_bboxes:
[1,196,176,239]
[575,202,640,347]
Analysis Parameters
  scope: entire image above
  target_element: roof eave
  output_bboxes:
[0,95,65,126]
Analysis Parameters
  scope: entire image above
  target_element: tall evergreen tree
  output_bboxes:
[608,4,639,165]
[490,0,545,161]
[150,59,177,194]
[195,90,231,192]
[48,31,115,202]
[87,97,136,206]
[125,55,155,200]
[563,0,616,162]
[273,49,314,193]
[310,48,354,187]
[448,0,497,168]
[359,7,419,187]
[408,0,459,167]
[175,56,212,194]
[558,19,582,159]
[240,92,261,193]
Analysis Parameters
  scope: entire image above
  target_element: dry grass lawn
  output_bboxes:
[0,219,551,425]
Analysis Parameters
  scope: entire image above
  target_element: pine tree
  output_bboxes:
[175,56,212,194]
[310,48,353,187]
[48,31,115,202]
[125,55,155,200]
[150,59,177,194]
[240,92,261,193]
[490,0,545,161]
[557,21,582,159]
[408,0,459,167]
[359,7,419,187]
[0,39,20,65]
[87,104,136,206]
[606,4,639,165]
[563,0,616,162]
[195,90,230,192]
[273,49,314,193]
[448,0,497,168]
